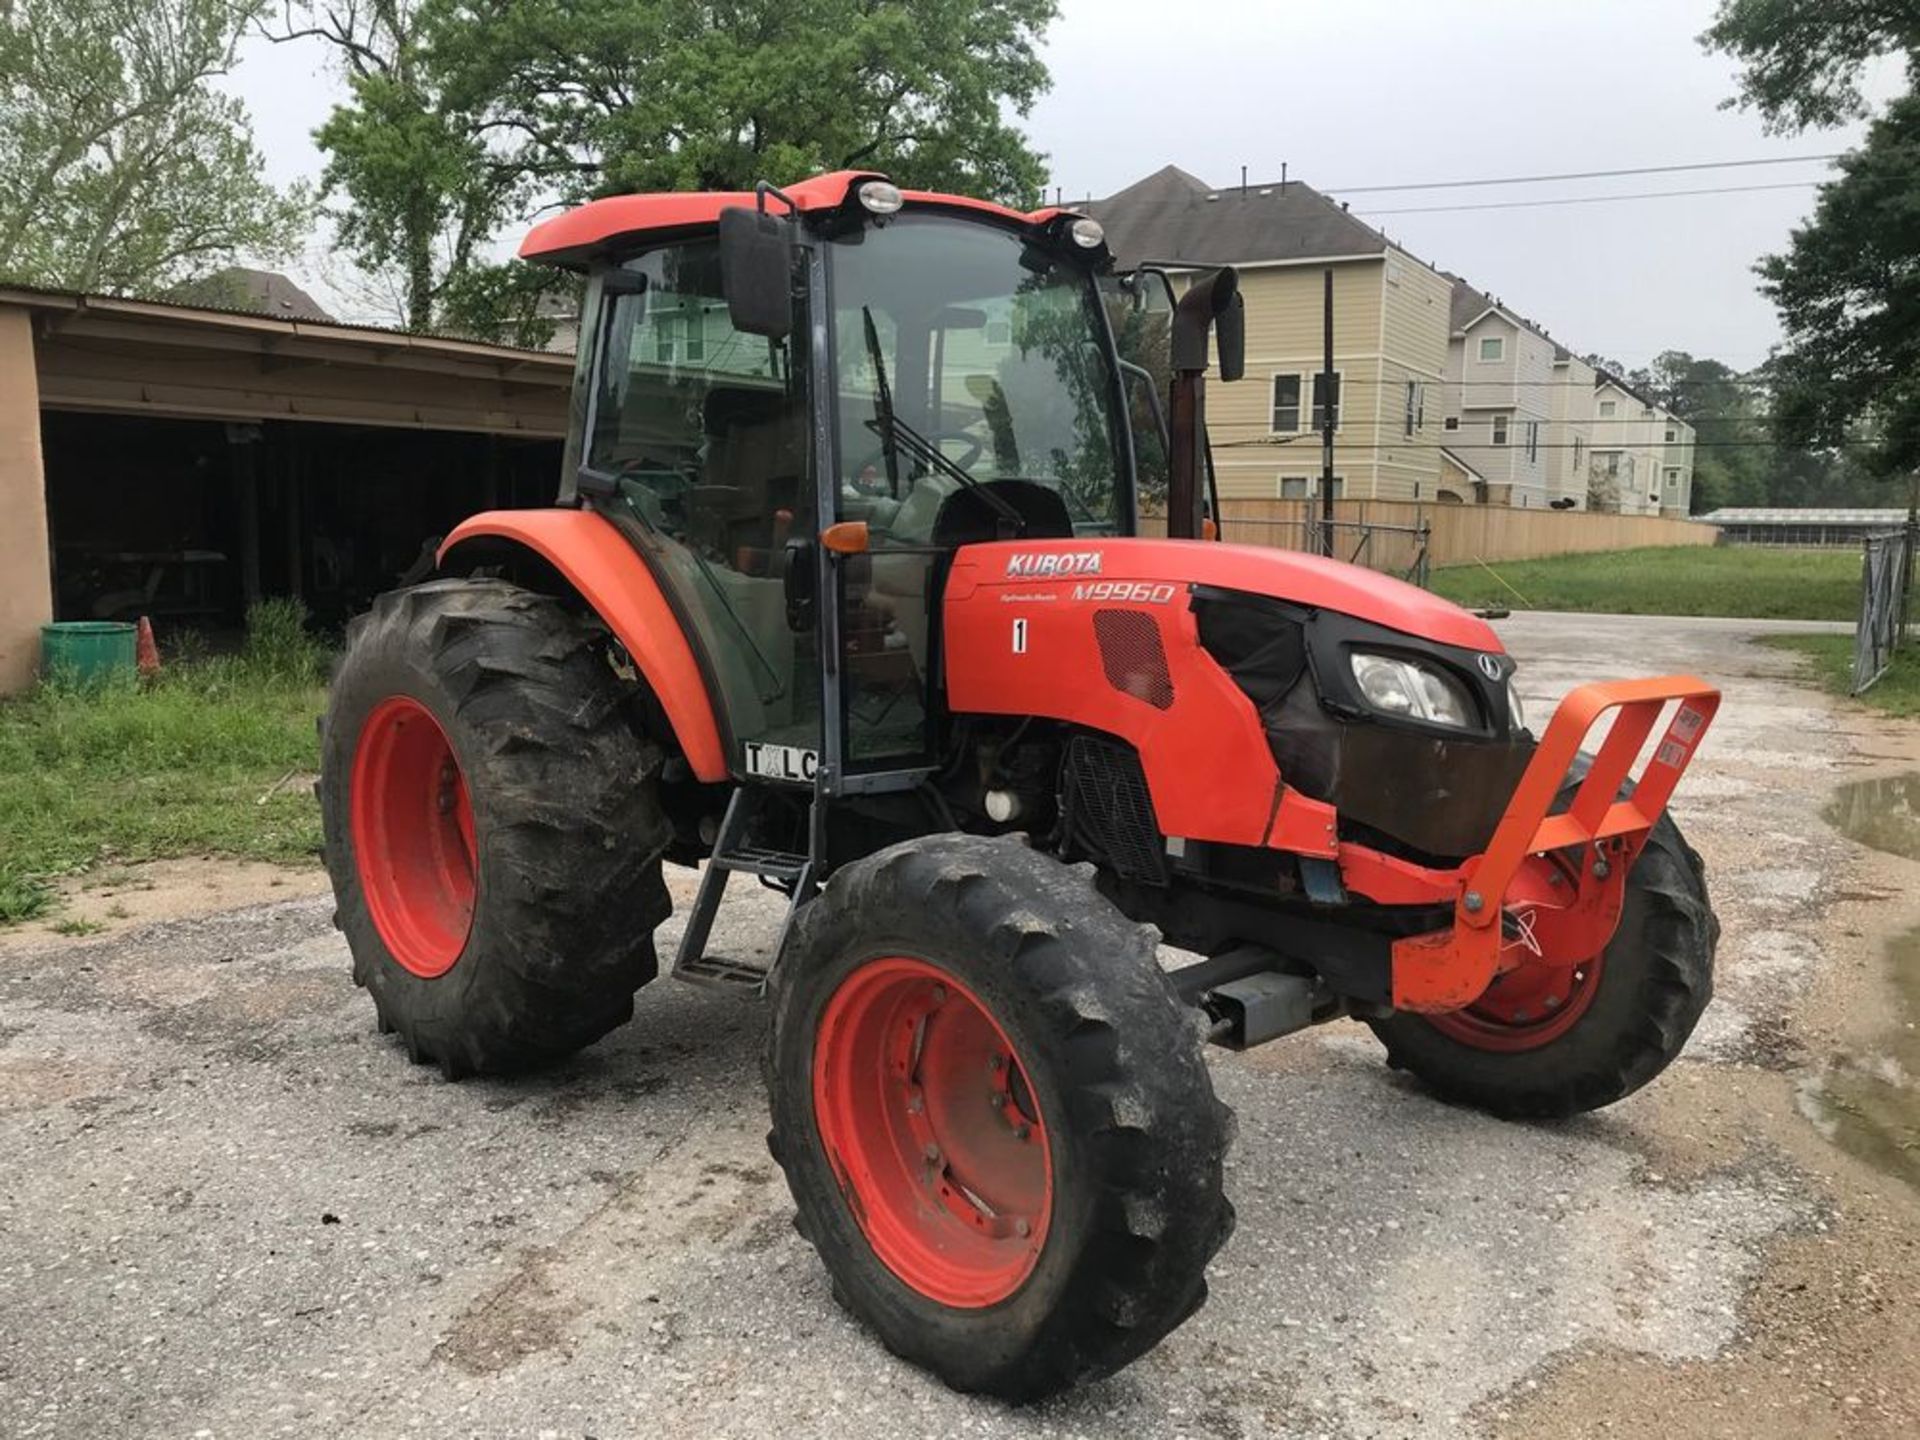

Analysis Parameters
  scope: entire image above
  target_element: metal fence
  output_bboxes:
[1853,524,1916,694]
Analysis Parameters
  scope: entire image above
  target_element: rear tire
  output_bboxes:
[319,579,673,1077]
[766,835,1235,1402]
[1369,813,1716,1119]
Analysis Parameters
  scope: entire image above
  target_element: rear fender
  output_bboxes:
[437,509,729,783]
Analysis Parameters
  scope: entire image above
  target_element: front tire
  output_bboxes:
[766,835,1235,1402]
[319,579,673,1077]
[1370,813,1716,1119]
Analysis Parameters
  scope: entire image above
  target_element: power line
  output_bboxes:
[1326,154,1842,195]
[1357,180,1821,217]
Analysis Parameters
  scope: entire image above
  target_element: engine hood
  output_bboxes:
[946,537,1501,652]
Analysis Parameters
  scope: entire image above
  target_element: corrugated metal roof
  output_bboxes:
[1701,507,1912,525]
[0,282,572,362]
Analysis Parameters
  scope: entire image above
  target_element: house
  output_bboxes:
[1088,166,1453,504]
[1589,373,1693,514]
[1441,279,1560,509]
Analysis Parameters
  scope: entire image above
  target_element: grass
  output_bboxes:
[0,600,329,924]
[1429,545,1862,621]
[1758,633,1920,718]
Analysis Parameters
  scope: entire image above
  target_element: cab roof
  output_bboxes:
[520,170,1070,270]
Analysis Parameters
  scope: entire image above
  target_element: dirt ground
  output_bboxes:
[2,611,1919,1439]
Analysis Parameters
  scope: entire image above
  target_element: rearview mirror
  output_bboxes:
[718,206,793,340]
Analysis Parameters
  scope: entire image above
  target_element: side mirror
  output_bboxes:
[718,205,793,340]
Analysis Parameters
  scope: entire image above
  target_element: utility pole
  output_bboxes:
[1319,268,1336,557]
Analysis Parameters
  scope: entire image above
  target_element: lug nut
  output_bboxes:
[1015,1218,1031,1238]
[990,1092,1007,1109]
[1014,1123,1031,1141]
[923,1143,941,1163]
[929,985,947,1006]
[1463,891,1484,913]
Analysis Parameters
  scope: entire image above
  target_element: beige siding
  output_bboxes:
[1547,355,1595,508]
[1207,250,1448,504]
[1373,255,1450,501]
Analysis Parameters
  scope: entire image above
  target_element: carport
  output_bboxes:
[0,286,575,691]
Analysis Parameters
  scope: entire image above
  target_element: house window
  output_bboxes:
[1665,426,1677,443]
[1443,416,1460,432]
[1491,415,1509,446]
[1311,372,1342,430]
[1270,373,1304,432]
[1602,452,1621,477]
[1664,467,1681,492]
[1417,383,1426,430]
[1281,476,1342,498]
[654,307,705,363]
[985,319,1012,346]
[1478,336,1504,362]
[1405,381,1418,437]
[1526,420,1539,462]
[1598,399,1617,418]
[1572,436,1585,471]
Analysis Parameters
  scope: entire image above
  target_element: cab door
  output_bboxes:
[581,239,822,784]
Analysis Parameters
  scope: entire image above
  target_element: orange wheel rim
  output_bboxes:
[812,957,1052,1307]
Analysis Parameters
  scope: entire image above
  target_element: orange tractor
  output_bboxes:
[319,172,1719,1399]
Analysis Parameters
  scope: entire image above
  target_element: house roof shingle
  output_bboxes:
[168,267,334,322]
[1085,165,1391,268]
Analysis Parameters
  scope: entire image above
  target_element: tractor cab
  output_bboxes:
[526,172,1224,792]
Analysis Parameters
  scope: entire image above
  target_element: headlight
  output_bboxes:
[1349,651,1475,728]
[1507,681,1527,732]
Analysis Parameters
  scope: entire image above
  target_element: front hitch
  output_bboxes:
[1389,676,1721,1013]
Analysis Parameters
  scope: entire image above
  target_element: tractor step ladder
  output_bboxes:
[672,785,815,992]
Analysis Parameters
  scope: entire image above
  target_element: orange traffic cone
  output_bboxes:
[135,615,161,678]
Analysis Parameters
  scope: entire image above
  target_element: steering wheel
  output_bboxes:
[848,429,987,494]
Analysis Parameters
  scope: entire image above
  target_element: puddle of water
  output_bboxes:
[1825,771,1920,860]
[1798,924,1920,1191]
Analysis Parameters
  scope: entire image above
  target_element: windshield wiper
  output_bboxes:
[860,304,1025,536]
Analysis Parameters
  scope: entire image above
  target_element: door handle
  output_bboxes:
[783,538,816,631]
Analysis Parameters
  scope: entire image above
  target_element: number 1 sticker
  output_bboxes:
[1012,617,1028,654]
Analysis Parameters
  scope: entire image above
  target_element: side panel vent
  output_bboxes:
[1061,735,1167,885]
[1092,609,1174,710]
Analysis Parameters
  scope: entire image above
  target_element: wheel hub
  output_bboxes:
[350,696,476,978]
[812,957,1052,1307]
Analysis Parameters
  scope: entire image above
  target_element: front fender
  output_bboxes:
[438,509,729,783]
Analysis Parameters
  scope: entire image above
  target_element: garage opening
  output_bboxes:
[42,411,562,634]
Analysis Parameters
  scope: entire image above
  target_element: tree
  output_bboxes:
[0,0,307,294]
[434,0,1058,205]
[263,2,526,334]
[1630,351,1772,512]
[1703,0,1920,132]
[1705,2,1920,482]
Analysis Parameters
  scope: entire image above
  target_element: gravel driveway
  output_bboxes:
[3,611,1916,1439]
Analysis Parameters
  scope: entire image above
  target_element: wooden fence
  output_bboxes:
[1144,500,1720,575]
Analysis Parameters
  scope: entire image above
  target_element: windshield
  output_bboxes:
[827,215,1127,540]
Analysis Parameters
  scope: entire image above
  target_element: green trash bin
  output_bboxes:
[40,621,138,684]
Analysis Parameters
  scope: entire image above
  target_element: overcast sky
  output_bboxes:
[229,0,1889,369]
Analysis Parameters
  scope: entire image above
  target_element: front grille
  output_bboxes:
[1061,735,1166,885]
[1093,609,1174,710]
